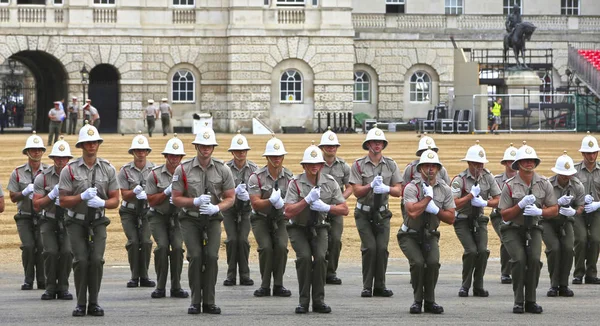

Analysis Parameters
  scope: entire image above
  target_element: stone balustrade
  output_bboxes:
[18,7,46,23]
[93,8,116,24]
[173,9,196,24]
[277,8,305,25]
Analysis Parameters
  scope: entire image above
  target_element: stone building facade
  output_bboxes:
[0,0,599,133]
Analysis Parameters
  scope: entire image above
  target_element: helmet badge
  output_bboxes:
[58,145,65,151]
[589,140,594,148]
[203,132,210,139]
[564,162,571,169]
[33,137,40,143]
[310,150,317,158]
[525,147,532,154]
[427,153,434,159]
[137,138,144,144]
[510,150,516,157]
[273,143,281,150]
[237,138,243,145]
[374,130,382,136]
[425,139,432,145]
[87,129,94,136]
[172,143,179,149]
[478,150,484,158]
[328,134,335,141]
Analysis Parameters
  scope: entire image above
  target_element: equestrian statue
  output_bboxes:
[503,4,537,69]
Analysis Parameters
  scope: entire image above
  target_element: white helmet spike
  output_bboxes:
[128,131,152,154]
[49,136,73,158]
[579,131,600,153]
[551,150,577,176]
[162,133,186,156]
[263,134,287,156]
[228,130,251,151]
[76,120,103,148]
[362,124,387,150]
[511,141,541,170]
[319,126,340,147]
[462,140,489,164]
[22,130,46,155]
[501,143,518,163]
[301,141,325,164]
[192,128,218,146]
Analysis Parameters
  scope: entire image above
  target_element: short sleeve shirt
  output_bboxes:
[89,106,99,118]
[145,105,157,116]
[48,108,61,122]
[349,155,401,207]
[247,166,293,216]
[321,157,350,191]
[403,179,455,231]
[8,162,48,213]
[159,103,171,115]
[549,175,585,214]
[118,161,154,205]
[33,166,60,214]
[284,173,345,226]
[451,169,501,218]
[171,157,235,205]
[59,157,119,215]
[69,104,79,114]
[146,164,177,214]
[498,172,557,226]
[574,162,600,214]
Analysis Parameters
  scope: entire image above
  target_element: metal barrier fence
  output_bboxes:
[472,93,577,133]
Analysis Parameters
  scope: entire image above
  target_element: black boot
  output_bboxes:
[87,304,105,316]
[424,301,444,314]
[202,304,221,314]
[188,304,201,314]
[525,301,543,313]
[170,288,189,298]
[409,301,422,314]
[223,278,236,286]
[559,286,574,297]
[139,278,156,287]
[72,305,86,317]
[253,287,270,297]
[312,303,332,313]
[458,287,469,297]
[151,289,166,298]
[295,304,308,314]
[127,278,139,288]
[273,285,291,297]
[41,291,56,300]
[473,288,489,297]
[547,287,559,297]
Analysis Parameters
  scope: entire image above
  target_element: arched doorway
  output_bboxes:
[89,64,119,133]
[7,51,68,132]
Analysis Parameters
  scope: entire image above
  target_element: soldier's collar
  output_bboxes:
[298,172,325,187]
[365,155,387,166]
[192,156,214,170]
[513,172,541,186]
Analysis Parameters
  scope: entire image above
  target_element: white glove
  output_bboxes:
[55,197,60,206]
[28,192,34,200]
[310,199,331,212]
[21,184,34,197]
[423,184,434,198]
[470,184,481,198]
[193,194,211,207]
[136,191,147,200]
[425,199,440,215]
[370,175,383,188]
[523,204,542,216]
[235,183,247,195]
[87,196,105,208]
[272,197,284,210]
[48,185,60,200]
[237,189,250,202]
[80,187,97,201]
[585,194,595,204]
[471,196,488,207]
[169,196,174,205]
[518,194,536,209]
[304,187,321,205]
[133,185,143,195]
[200,203,220,216]
[373,184,390,194]
[163,184,172,196]
[557,195,574,206]
[268,188,281,205]
[584,201,600,213]
[560,206,577,217]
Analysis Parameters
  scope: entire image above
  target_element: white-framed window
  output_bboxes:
[354,71,370,103]
[445,0,463,15]
[280,70,303,103]
[93,0,115,4]
[173,0,194,5]
[16,0,45,4]
[386,0,405,14]
[0,0,9,5]
[503,0,522,15]
[54,0,63,5]
[264,0,269,5]
[276,0,305,6]
[410,71,431,103]
[561,0,579,15]
[539,71,552,103]
[172,70,195,103]
[312,0,318,6]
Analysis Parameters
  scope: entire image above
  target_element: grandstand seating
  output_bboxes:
[578,49,600,70]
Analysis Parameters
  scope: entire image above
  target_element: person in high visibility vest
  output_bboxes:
[490,98,502,134]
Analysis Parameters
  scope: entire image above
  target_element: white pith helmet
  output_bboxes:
[148,99,154,104]
[301,141,325,164]
[49,136,73,159]
[417,147,442,170]
[416,132,439,156]
[579,131,600,153]
[462,140,489,164]
[22,131,46,155]
[192,128,218,146]
[263,134,287,156]
[128,131,152,154]
[551,151,577,176]
[501,143,518,163]
[162,134,186,156]
[228,130,251,151]
[161,98,168,102]
[362,125,387,150]
[511,141,541,170]
[76,120,103,148]
[319,127,340,147]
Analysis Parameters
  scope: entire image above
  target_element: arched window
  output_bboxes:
[172,70,195,103]
[354,71,370,102]
[410,71,431,103]
[280,70,302,103]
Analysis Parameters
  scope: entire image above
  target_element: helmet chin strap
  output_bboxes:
[233,152,244,161]
[27,152,42,162]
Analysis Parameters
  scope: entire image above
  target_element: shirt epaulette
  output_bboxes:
[15,163,27,170]
[324,174,336,182]
[248,160,258,169]
[212,157,225,165]
[151,165,163,172]
[283,167,293,177]
[98,157,111,165]
[336,157,347,164]
[42,166,54,175]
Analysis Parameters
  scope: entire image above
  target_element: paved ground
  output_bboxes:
[1,259,600,325]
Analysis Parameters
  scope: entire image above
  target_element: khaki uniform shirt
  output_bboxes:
[145,105,157,117]
[284,173,345,226]
[574,161,600,204]
[321,157,350,191]
[451,169,501,218]
[348,155,401,207]
[549,175,585,215]
[172,157,235,205]
[69,104,79,114]
[33,166,60,214]
[402,159,451,186]
[494,172,511,191]
[159,103,171,115]
[403,179,455,231]
[48,108,62,122]
[146,164,177,215]
[498,173,557,226]
[226,159,259,187]
[59,157,119,215]
[8,162,48,213]
[118,161,155,206]
[89,106,99,119]
[247,166,293,216]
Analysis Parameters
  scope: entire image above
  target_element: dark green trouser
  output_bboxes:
[15,214,44,285]
[250,213,289,289]
[68,113,78,135]
[48,121,61,145]
[92,119,100,129]
[119,207,152,280]
[222,206,251,281]
[161,114,170,135]
[354,209,390,290]
[147,116,155,137]
[179,214,221,305]
[454,216,490,290]
[149,210,184,291]
[288,225,328,306]
[573,213,600,279]
[326,214,343,279]
[542,218,574,287]
[67,219,109,306]
[501,224,542,304]
[398,229,440,303]
[490,210,511,277]
[40,217,72,294]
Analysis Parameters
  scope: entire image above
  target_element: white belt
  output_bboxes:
[356,202,388,212]
[122,201,147,209]
[67,210,103,220]
[401,224,418,233]
[43,211,55,218]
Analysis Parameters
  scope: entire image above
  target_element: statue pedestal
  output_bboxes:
[505,70,542,88]
[504,70,542,131]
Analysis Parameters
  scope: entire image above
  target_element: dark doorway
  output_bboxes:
[89,64,119,133]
